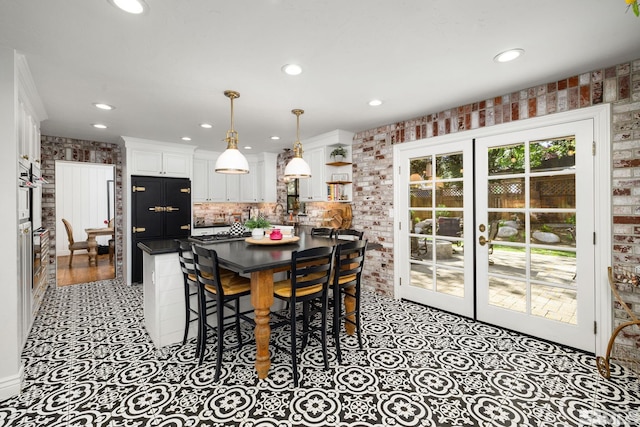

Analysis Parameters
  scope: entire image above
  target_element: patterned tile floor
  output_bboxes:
[1,278,639,426]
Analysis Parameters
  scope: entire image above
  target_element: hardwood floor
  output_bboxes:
[56,253,115,286]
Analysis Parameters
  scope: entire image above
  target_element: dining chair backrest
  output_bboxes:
[333,228,364,240]
[61,218,75,245]
[176,240,196,284]
[311,227,334,237]
[290,246,335,302]
[333,239,367,288]
[192,245,224,295]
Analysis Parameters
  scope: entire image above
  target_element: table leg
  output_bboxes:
[87,235,98,266]
[344,286,356,335]
[251,270,274,379]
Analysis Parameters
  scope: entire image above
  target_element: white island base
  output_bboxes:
[142,250,283,349]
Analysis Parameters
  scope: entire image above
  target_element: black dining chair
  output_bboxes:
[271,245,335,387]
[331,239,367,364]
[311,227,334,237]
[191,244,255,380]
[333,228,364,240]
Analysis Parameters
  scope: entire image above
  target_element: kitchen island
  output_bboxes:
[138,228,380,379]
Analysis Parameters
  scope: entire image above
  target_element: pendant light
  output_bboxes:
[215,90,249,174]
[284,109,312,179]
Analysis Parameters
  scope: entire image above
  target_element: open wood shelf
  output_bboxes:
[326,161,352,167]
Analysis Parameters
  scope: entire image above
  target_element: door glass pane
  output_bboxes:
[410,263,433,290]
[530,249,576,286]
[435,182,464,208]
[531,284,577,324]
[488,277,526,312]
[530,175,575,209]
[530,213,576,249]
[488,244,526,278]
[487,143,525,175]
[488,213,525,244]
[435,268,464,297]
[436,152,464,178]
[488,178,525,209]
[530,137,576,172]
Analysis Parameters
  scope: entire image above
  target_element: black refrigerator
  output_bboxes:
[131,176,191,283]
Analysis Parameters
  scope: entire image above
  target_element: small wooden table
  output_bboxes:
[85,227,114,266]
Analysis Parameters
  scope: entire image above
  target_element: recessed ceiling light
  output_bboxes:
[494,48,524,63]
[244,146,252,150]
[282,64,302,76]
[270,136,280,140]
[93,103,114,110]
[368,99,383,107]
[181,137,192,141]
[108,0,148,14]
[200,123,213,129]
[92,123,107,129]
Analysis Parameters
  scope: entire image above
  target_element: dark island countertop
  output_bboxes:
[137,239,181,255]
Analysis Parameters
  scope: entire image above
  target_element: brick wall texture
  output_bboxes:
[351,58,640,334]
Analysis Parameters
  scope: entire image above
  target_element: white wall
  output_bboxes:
[55,161,115,254]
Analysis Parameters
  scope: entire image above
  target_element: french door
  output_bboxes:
[396,119,597,352]
[475,120,595,352]
[396,140,475,318]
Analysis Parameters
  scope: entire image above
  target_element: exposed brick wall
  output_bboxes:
[40,136,124,284]
[352,59,640,333]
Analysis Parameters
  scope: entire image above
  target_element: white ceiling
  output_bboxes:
[1,1,639,154]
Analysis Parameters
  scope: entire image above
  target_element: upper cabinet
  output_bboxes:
[298,129,354,203]
[299,146,326,202]
[16,54,47,167]
[124,137,195,178]
[193,151,277,203]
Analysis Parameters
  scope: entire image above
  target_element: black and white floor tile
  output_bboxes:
[1,278,639,426]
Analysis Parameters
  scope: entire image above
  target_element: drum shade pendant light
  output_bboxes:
[284,109,312,179]
[215,90,249,174]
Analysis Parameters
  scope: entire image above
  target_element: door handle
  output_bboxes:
[132,227,146,233]
[165,206,179,212]
[180,188,191,194]
[132,186,146,192]
[479,235,487,246]
[180,224,191,230]
[148,206,166,212]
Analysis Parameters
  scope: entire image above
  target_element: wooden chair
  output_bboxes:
[333,229,364,240]
[191,244,254,380]
[332,239,367,363]
[61,218,89,266]
[271,245,335,387]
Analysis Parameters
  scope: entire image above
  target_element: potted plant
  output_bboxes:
[329,146,347,162]
[244,217,271,239]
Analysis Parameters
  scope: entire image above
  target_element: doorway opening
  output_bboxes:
[55,161,116,286]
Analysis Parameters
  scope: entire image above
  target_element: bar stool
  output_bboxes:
[271,246,335,387]
[192,244,255,380]
[332,239,367,364]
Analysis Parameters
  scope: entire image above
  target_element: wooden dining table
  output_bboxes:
[192,229,355,380]
[85,226,114,266]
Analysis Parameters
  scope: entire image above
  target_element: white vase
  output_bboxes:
[251,228,265,240]
[334,155,344,162]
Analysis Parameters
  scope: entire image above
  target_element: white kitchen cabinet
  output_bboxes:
[240,153,277,202]
[299,146,326,202]
[130,148,191,177]
[194,151,276,203]
[193,157,228,202]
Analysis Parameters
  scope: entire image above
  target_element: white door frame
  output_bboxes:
[394,104,611,355]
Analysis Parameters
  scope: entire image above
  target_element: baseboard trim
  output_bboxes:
[0,365,24,400]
